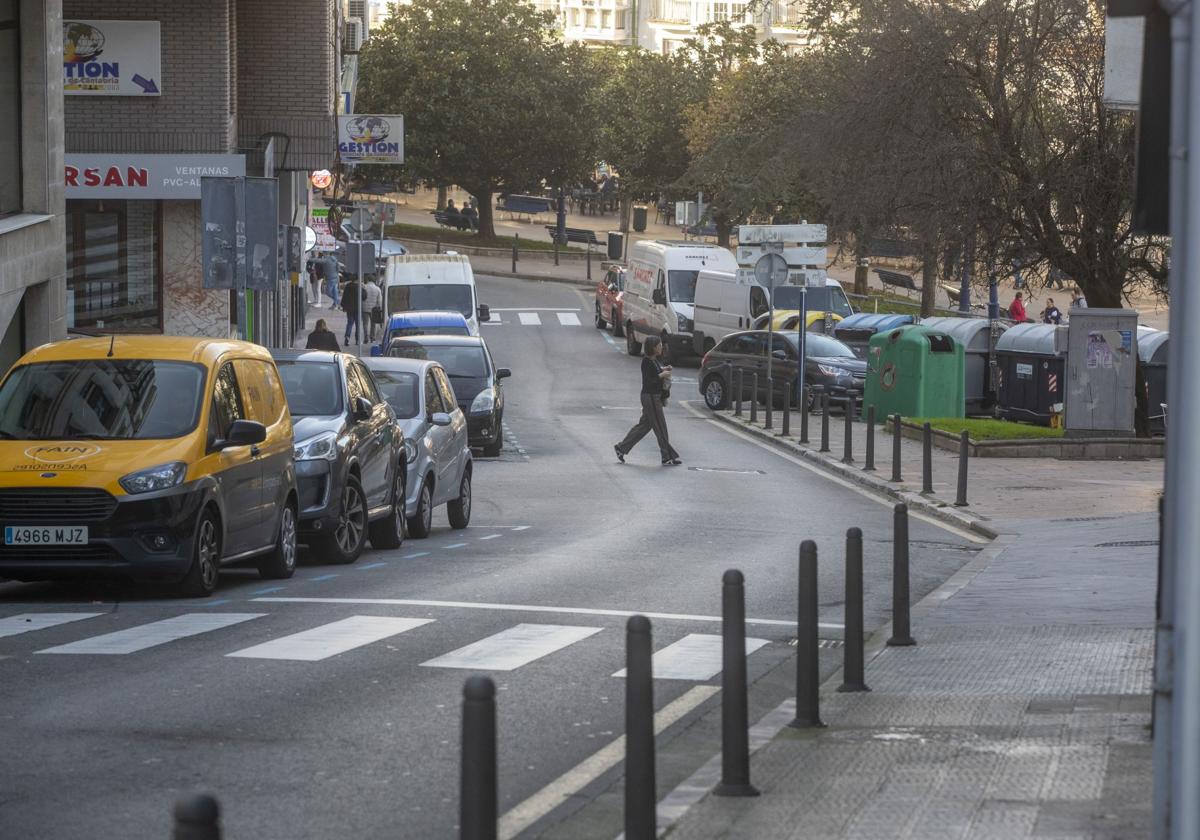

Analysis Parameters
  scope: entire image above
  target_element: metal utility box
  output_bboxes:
[1064,309,1139,437]
[832,313,914,360]
[864,325,966,419]
[995,323,1067,425]
[919,316,1011,413]
[1139,328,1168,436]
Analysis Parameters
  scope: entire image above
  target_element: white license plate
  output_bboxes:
[4,526,89,545]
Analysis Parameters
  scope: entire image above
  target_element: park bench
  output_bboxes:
[497,195,554,221]
[874,268,920,296]
[545,226,601,248]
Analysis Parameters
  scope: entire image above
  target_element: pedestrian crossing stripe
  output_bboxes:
[481,312,586,327]
[0,612,103,639]
[421,623,601,671]
[227,615,432,661]
[37,613,265,655]
[611,633,770,681]
[518,312,542,326]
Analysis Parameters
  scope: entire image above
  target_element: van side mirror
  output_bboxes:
[220,419,266,449]
[352,396,373,421]
[496,368,512,380]
[652,288,666,305]
[772,349,789,360]
[429,412,452,427]
[477,304,491,322]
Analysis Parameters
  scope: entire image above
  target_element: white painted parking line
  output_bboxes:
[37,613,264,655]
[518,312,542,326]
[479,534,502,541]
[556,312,581,326]
[0,612,102,639]
[227,616,432,662]
[422,623,602,671]
[612,633,770,681]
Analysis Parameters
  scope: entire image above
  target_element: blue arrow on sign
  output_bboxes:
[132,74,159,94]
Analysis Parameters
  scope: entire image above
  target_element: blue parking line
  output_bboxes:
[250,586,286,596]
[310,573,339,582]
[359,562,387,570]
[445,543,467,550]
[198,598,232,606]
[402,551,429,559]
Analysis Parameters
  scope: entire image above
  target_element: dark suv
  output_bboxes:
[271,350,406,563]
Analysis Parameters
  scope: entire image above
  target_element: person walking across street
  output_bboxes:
[306,318,341,352]
[1009,291,1027,323]
[342,276,363,346]
[364,277,383,343]
[614,336,682,466]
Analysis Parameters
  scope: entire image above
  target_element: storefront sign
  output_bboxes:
[310,207,337,250]
[65,154,246,199]
[64,20,162,96]
[338,115,404,164]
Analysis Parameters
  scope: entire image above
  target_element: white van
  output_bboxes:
[622,240,738,359]
[381,254,490,336]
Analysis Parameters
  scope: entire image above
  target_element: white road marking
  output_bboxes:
[511,526,532,532]
[556,312,581,326]
[227,616,432,662]
[479,534,502,541]
[490,307,581,312]
[612,633,770,681]
[0,612,102,639]
[421,623,602,671]
[497,686,719,840]
[251,596,839,630]
[518,312,542,326]
[37,613,264,655]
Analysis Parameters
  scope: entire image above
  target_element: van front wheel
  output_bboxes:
[626,329,642,356]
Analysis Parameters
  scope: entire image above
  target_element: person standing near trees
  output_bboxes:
[1009,291,1027,323]
[614,336,682,466]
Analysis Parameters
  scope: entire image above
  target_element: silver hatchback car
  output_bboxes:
[362,357,473,537]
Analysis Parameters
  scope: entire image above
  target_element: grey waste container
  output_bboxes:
[632,205,648,233]
[920,316,1011,413]
[995,323,1067,425]
[1138,328,1168,436]
[607,231,624,260]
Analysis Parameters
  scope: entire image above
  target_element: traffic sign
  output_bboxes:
[754,253,790,290]
[738,224,827,245]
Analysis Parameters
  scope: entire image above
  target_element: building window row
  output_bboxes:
[0,0,21,217]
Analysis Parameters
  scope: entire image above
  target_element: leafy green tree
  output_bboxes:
[357,0,598,238]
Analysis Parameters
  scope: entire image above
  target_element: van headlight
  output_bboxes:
[404,439,418,464]
[294,431,338,461]
[119,461,188,495]
[470,388,496,414]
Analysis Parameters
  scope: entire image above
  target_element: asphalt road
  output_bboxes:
[0,275,981,839]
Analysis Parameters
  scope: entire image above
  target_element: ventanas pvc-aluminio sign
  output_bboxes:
[65,154,247,199]
[338,115,405,165]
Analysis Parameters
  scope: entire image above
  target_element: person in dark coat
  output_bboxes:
[305,319,341,352]
[614,336,682,466]
[342,278,363,345]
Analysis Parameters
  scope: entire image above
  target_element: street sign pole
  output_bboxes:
[235,177,247,341]
[798,286,807,412]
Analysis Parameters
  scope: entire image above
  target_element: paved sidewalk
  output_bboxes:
[661,407,1159,839]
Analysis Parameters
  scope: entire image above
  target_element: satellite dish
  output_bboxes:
[754,252,790,291]
[303,226,317,253]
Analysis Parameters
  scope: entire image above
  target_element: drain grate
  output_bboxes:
[1095,539,1158,548]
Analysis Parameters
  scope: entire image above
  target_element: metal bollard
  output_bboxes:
[554,239,559,266]
[586,241,592,281]
[864,406,876,471]
[461,676,498,840]
[436,237,442,254]
[891,414,902,482]
[819,392,831,453]
[790,540,825,729]
[715,570,760,797]
[921,423,933,494]
[780,383,791,437]
[842,396,855,464]
[764,379,774,430]
[625,615,656,840]
[799,387,809,443]
[954,430,969,506]
[749,375,759,424]
[887,504,916,647]
[173,793,221,840]
[734,368,744,416]
[837,528,870,692]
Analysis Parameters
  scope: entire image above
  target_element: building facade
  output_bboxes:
[0,0,68,373]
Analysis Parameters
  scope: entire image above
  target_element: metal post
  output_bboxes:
[436,236,441,254]
[356,242,364,359]
[887,504,915,646]
[625,615,656,840]
[799,386,809,443]
[461,676,497,840]
[587,240,592,281]
[838,527,869,692]
[512,234,518,274]
[734,368,744,417]
[790,540,825,729]
[554,239,559,266]
[891,414,902,482]
[781,383,791,437]
[842,396,855,464]
[819,392,830,452]
[864,405,876,471]
[765,379,774,430]
[954,430,969,506]
[921,422,933,494]
[715,569,760,797]
[749,375,759,424]
[173,793,221,840]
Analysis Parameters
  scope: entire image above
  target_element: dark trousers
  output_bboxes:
[344,312,360,343]
[617,393,679,462]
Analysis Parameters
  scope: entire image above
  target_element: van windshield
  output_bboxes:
[772,286,854,318]
[668,271,699,303]
[0,360,205,440]
[387,284,474,319]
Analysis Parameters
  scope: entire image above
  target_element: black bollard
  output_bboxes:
[954,430,969,506]
[791,540,825,729]
[842,396,855,464]
[765,379,774,430]
[734,368,744,417]
[461,676,497,840]
[887,504,916,647]
[780,383,791,437]
[837,528,870,693]
[173,793,221,840]
[715,570,760,797]
[819,392,830,453]
[891,413,902,482]
[864,406,876,471]
[799,387,809,443]
[749,375,759,424]
[436,237,442,255]
[921,422,933,494]
[586,241,592,281]
[554,238,559,266]
[625,615,656,840]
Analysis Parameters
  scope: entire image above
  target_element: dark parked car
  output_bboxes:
[698,330,867,411]
[385,335,511,457]
[271,350,406,563]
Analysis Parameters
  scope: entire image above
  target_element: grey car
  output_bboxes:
[362,356,473,538]
[271,350,406,563]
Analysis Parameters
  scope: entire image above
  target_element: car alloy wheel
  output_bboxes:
[197,517,219,590]
[369,468,406,550]
[703,375,727,410]
[335,483,366,555]
[280,506,297,573]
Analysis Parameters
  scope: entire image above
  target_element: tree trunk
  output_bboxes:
[620,194,632,235]
[475,189,495,239]
[716,214,732,249]
[920,242,938,317]
[854,240,869,296]
[436,185,448,212]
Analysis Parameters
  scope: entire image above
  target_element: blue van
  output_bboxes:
[370,311,471,356]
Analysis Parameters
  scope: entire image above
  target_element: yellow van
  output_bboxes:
[755,310,844,334]
[0,336,297,597]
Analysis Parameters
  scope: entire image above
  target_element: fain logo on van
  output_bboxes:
[24,444,103,464]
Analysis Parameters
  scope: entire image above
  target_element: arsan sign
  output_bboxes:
[63,20,162,96]
[338,115,404,165]
[65,154,247,199]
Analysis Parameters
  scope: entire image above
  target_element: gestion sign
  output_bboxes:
[63,20,162,96]
[338,115,405,165]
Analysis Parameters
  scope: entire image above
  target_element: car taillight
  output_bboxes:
[701,351,711,367]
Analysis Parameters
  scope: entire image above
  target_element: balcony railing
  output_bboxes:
[648,0,755,25]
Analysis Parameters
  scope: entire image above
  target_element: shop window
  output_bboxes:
[0,1,20,217]
[66,201,163,333]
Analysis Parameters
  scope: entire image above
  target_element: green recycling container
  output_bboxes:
[864,325,966,418]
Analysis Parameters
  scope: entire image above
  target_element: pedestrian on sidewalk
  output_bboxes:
[614,336,682,466]
[364,277,383,343]
[1008,290,1027,323]
[1042,297,1063,325]
[1071,287,1088,309]
[342,276,363,346]
[305,318,341,352]
[322,253,340,309]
